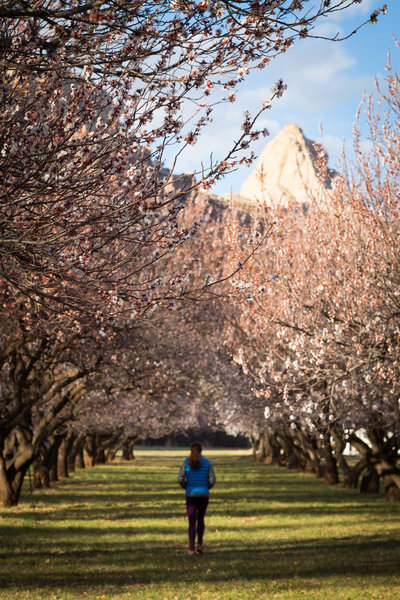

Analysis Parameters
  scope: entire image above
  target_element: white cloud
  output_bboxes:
[331,0,379,20]
[261,35,377,112]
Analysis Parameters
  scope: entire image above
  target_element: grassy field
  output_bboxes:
[1,448,400,600]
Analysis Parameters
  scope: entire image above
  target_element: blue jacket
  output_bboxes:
[178,456,216,496]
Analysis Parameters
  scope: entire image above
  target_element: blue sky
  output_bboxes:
[173,0,400,197]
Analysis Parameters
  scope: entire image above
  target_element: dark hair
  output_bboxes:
[188,442,202,470]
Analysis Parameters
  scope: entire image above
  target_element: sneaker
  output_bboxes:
[197,544,204,554]
[188,549,196,555]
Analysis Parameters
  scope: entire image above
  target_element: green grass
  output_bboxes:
[1,448,400,600]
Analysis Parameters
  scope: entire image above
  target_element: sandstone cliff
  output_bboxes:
[236,123,336,208]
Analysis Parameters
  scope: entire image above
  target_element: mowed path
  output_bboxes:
[1,448,400,600]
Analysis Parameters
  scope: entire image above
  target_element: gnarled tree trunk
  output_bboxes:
[0,460,29,507]
[0,427,34,507]
[122,437,138,461]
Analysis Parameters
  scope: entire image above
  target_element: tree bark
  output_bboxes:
[74,445,85,469]
[0,455,30,507]
[384,475,400,501]
[253,433,267,462]
[67,434,84,473]
[44,436,63,482]
[57,432,74,479]
[317,434,339,485]
[360,467,380,494]
[83,434,96,467]
[106,446,118,462]
[122,438,137,461]
[286,428,321,475]
[340,456,367,489]
[33,458,50,489]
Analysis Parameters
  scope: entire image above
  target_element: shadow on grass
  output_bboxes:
[10,481,392,522]
[1,532,399,591]
[1,456,399,595]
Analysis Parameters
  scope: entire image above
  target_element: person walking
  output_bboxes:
[178,442,216,555]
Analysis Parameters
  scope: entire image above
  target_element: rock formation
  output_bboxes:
[235,123,336,208]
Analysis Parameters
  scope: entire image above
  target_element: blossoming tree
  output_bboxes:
[229,57,400,497]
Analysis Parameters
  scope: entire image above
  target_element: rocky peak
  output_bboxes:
[238,123,336,208]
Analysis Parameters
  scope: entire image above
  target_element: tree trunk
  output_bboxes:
[106,446,118,462]
[322,455,339,485]
[360,467,380,494]
[340,456,367,489]
[0,460,15,507]
[274,432,292,467]
[33,459,50,489]
[254,433,268,462]
[57,432,74,479]
[286,443,306,470]
[384,475,400,502]
[258,431,284,465]
[317,434,339,485]
[303,457,317,474]
[0,458,29,508]
[44,436,63,482]
[0,427,34,507]
[348,430,400,497]
[96,447,106,464]
[106,435,125,462]
[250,435,261,461]
[122,438,137,461]
[67,435,84,473]
[285,428,320,475]
[83,435,96,467]
[75,445,85,469]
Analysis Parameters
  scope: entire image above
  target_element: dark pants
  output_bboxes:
[186,495,209,551]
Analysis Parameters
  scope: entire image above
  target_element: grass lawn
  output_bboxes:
[1,448,399,600]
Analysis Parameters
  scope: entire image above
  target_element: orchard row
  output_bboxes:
[0,1,390,506]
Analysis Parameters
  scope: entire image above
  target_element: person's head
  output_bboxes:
[188,442,202,469]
